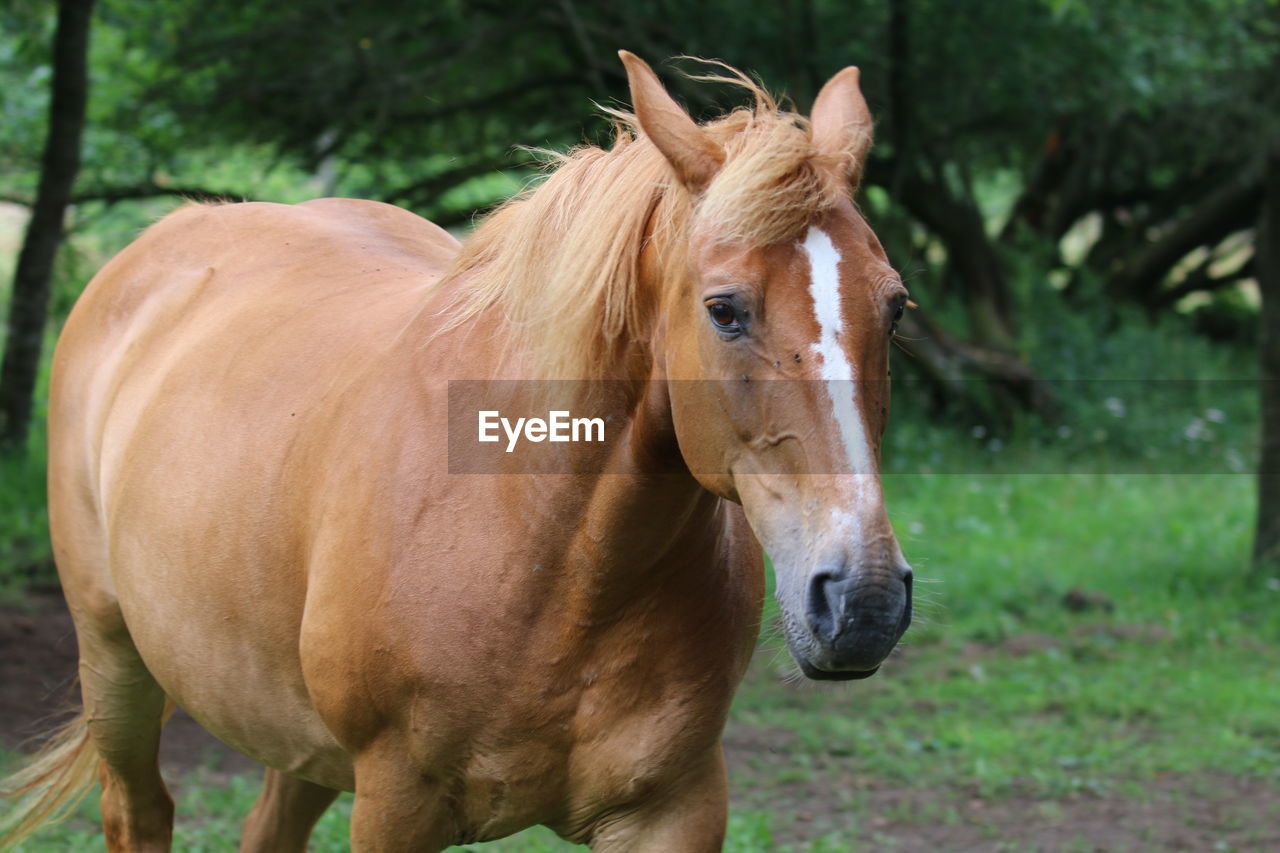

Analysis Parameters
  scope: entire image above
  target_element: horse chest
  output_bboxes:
[436,668,735,842]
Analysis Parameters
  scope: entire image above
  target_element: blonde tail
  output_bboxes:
[0,713,99,849]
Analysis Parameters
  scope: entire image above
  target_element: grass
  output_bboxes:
[1,772,806,852]
[0,436,46,601]
[747,479,1280,786]
[731,469,1279,844]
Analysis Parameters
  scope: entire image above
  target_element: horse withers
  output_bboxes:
[2,52,912,851]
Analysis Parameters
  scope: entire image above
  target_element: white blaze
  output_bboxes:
[800,226,875,482]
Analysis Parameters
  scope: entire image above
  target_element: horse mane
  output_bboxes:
[432,64,853,380]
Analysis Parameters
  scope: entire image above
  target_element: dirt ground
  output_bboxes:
[3,589,1276,852]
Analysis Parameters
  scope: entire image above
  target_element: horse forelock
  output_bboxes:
[432,68,850,380]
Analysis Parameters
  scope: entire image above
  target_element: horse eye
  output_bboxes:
[706,300,740,331]
[890,302,905,335]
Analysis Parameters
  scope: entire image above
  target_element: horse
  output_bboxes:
[1,51,912,851]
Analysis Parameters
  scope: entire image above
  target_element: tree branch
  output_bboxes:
[893,309,1054,420]
[1109,171,1263,304]
[866,156,1019,351]
[382,155,528,207]
[0,184,249,207]
[385,74,582,132]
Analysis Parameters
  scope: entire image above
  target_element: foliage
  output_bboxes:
[0,339,51,600]
[3,0,1277,374]
[0,429,47,600]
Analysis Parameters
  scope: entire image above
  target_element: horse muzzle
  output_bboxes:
[787,564,912,681]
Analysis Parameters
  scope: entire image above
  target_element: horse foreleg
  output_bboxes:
[589,748,729,853]
[348,744,455,852]
[239,768,339,852]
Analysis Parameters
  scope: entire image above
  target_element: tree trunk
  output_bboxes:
[893,168,1020,353]
[0,0,95,450]
[887,0,910,163]
[1253,145,1280,577]
[893,310,1053,424]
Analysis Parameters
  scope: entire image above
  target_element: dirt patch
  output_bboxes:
[725,759,1279,851]
[1070,622,1172,643]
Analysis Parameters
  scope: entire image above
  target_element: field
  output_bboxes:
[4,466,1278,851]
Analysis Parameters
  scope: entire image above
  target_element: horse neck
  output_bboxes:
[405,245,728,618]
[546,376,726,621]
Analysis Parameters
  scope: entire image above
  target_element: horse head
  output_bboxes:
[624,52,913,680]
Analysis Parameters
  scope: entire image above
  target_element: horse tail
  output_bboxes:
[0,712,99,849]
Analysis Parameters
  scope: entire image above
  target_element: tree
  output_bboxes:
[1253,144,1280,576]
[0,0,95,449]
[3,0,1277,434]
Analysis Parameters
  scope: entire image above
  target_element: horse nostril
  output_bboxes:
[805,571,840,644]
[805,567,912,647]
[797,562,913,676]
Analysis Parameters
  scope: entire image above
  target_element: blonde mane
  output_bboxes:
[433,66,853,380]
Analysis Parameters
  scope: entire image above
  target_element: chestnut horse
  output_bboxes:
[1,52,912,851]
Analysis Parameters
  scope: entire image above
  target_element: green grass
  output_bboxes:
[1,763,820,851]
[748,484,1279,783]
[0,787,825,852]
[0,435,46,600]
[729,470,1278,841]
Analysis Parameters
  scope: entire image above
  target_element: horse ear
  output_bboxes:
[618,50,724,192]
[811,66,874,188]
